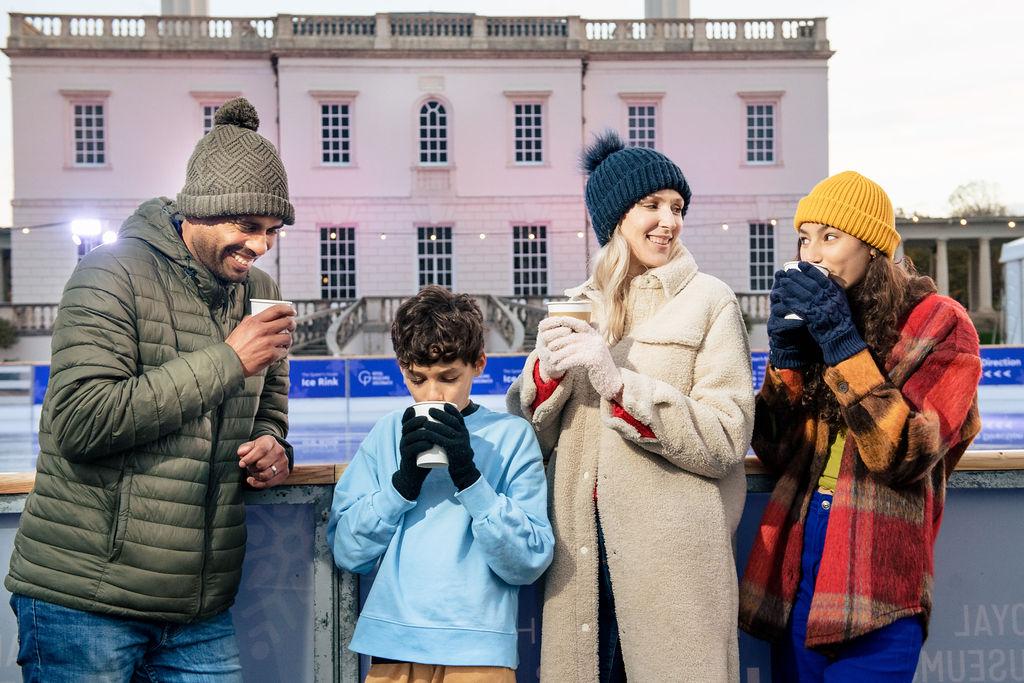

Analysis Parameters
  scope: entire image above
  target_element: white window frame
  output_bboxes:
[417,99,450,167]
[190,91,241,139]
[748,222,776,292]
[739,92,783,167]
[319,102,352,166]
[202,103,221,135]
[513,102,544,165]
[626,102,658,149]
[504,91,550,167]
[619,92,664,151]
[416,225,453,289]
[512,224,549,296]
[61,90,110,169]
[319,225,357,299]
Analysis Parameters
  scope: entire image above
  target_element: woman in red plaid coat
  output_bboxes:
[739,171,982,682]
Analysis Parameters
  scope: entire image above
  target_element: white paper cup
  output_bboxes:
[250,298,295,317]
[782,262,830,320]
[546,300,593,323]
[412,401,453,468]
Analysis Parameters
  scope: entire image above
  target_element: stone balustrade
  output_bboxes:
[6,13,829,55]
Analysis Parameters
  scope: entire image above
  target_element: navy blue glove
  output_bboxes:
[767,270,819,369]
[391,407,431,501]
[776,262,867,366]
[421,404,481,491]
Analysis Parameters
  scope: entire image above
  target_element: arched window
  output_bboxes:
[418,100,448,165]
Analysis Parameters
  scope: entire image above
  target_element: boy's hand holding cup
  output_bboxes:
[393,407,433,501]
[393,402,481,500]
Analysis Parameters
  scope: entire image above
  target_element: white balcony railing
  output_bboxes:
[7,13,829,55]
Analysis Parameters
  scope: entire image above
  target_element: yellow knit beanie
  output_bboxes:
[793,171,900,258]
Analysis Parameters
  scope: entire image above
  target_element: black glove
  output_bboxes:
[391,407,432,501]
[421,403,481,491]
[777,262,867,366]
[767,270,819,369]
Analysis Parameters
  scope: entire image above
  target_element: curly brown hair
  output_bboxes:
[800,251,937,430]
[391,286,486,369]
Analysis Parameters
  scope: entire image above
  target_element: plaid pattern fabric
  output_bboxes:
[739,294,982,649]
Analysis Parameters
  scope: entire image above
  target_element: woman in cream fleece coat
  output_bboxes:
[507,132,754,682]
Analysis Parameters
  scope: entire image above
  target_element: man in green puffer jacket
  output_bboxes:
[6,97,297,682]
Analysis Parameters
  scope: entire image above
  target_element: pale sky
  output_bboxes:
[0,0,1021,226]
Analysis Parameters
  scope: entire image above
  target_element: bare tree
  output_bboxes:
[948,181,1007,217]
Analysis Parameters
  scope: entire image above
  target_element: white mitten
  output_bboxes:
[535,317,575,381]
[546,318,623,400]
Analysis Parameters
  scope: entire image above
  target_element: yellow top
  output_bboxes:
[818,428,847,492]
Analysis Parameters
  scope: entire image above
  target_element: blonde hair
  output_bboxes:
[591,228,683,344]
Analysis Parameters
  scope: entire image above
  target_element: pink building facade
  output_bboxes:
[4,14,831,317]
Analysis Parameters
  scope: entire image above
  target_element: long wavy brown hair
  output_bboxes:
[800,248,937,430]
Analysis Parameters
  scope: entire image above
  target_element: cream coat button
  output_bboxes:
[580,546,589,556]
[581,623,591,632]
[582,471,590,480]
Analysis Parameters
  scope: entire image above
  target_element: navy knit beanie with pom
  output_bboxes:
[581,130,691,246]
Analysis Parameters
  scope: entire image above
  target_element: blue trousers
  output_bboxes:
[771,491,924,682]
[597,516,627,683]
[10,594,243,682]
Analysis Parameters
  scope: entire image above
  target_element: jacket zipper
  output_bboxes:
[195,281,232,620]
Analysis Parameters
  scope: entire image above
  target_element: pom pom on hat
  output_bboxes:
[581,130,626,174]
[214,97,260,132]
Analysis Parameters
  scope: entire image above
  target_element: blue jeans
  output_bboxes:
[597,516,627,683]
[772,491,924,682]
[10,594,243,682]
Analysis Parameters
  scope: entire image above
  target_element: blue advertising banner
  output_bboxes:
[473,355,528,395]
[288,359,346,399]
[980,347,1024,385]
[347,358,408,398]
[750,351,768,390]
[32,365,49,406]
[27,347,1024,406]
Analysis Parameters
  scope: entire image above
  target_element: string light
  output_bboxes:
[959,219,967,226]
[769,219,777,226]
[380,234,387,240]
[528,232,536,240]
[479,233,487,240]
[721,223,729,231]
[279,230,287,237]
[21,228,29,234]
[1010,221,1017,229]
[911,215,919,223]
[576,232,584,238]
[329,231,337,239]
[429,233,437,241]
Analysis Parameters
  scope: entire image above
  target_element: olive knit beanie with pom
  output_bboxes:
[177,97,294,225]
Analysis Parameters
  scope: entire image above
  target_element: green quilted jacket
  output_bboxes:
[6,198,291,622]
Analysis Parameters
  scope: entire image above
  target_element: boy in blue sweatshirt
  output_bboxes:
[328,285,554,682]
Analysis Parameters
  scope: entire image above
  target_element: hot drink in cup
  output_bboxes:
[782,262,830,320]
[412,401,453,468]
[250,298,295,317]
[546,300,593,323]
